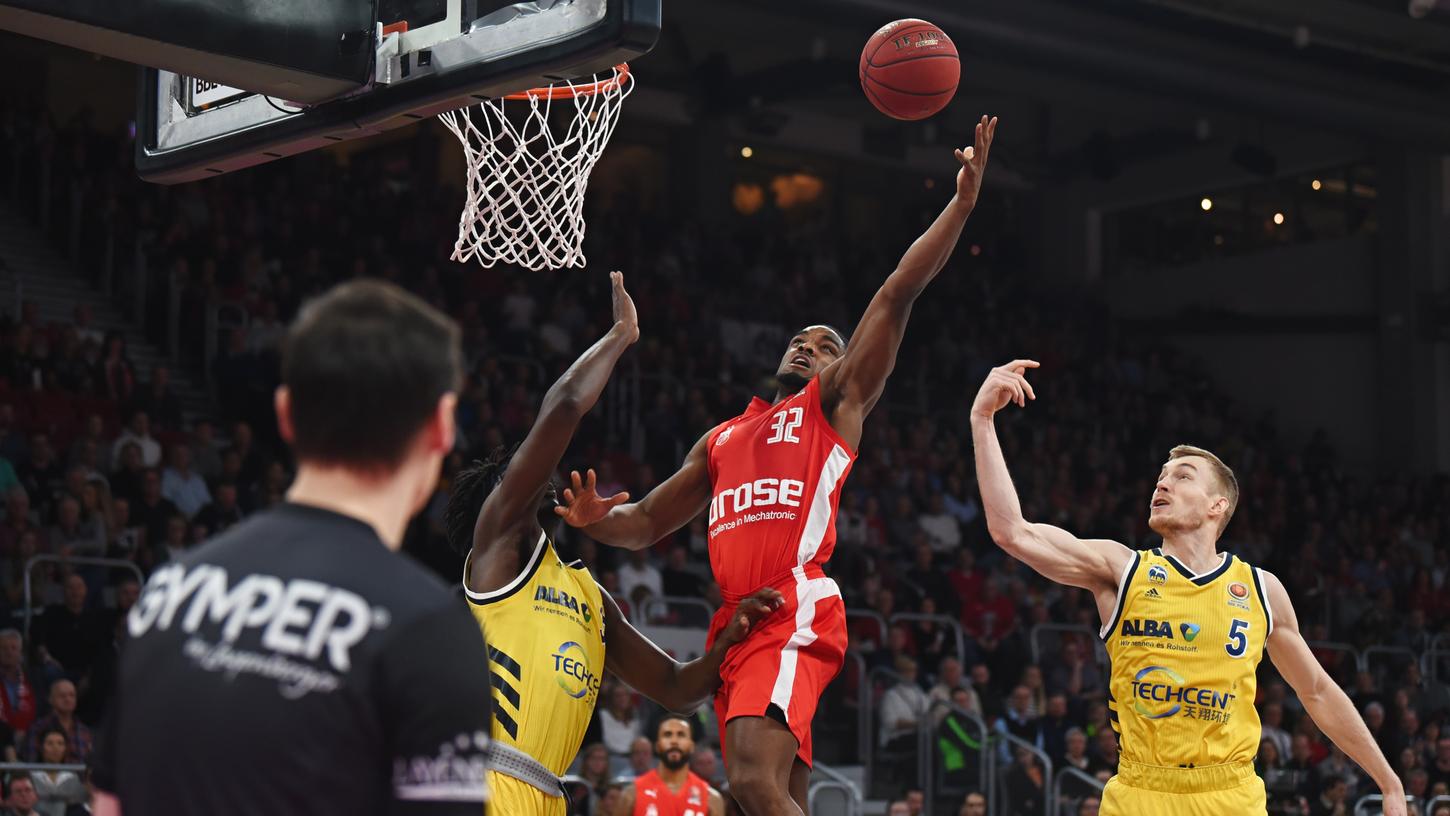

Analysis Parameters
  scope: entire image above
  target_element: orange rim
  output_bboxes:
[504,63,630,100]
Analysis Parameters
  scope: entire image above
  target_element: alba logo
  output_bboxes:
[1228,582,1249,599]
[1147,565,1168,585]
[707,477,805,524]
[552,641,600,700]
[534,585,591,623]
[1179,622,1201,641]
[1120,619,1176,639]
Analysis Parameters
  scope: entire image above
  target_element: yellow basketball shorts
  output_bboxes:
[487,771,566,816]
[1100,759,1267,816]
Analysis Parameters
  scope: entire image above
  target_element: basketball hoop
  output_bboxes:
[439,64,634,271]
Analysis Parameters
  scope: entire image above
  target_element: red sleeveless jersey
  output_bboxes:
[631,768,712,816]
[705,377,856,601]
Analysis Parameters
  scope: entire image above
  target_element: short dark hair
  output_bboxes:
[282,280,461,468]
[650,713,700,742]
[442,445,558,558]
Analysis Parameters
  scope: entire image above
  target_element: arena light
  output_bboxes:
[1311,179,1322,191]
[740,146,754,158]
[1200,198,1213,211]
[1273,212,1285,225]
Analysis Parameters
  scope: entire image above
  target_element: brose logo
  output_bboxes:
[534,585,592,623]
[1130,666,1236,722]
[708,477,805,525]
[552,641,601,701]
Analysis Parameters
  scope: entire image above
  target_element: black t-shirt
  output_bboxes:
[93,503,494,815]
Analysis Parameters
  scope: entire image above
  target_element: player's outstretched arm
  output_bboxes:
[1262,571,1407,816]
[599,587,783,713]
[554,431,713,551]
[818,116,996,439]
[969,360,1130,593]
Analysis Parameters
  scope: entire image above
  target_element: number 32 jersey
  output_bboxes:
[705,376,856,600]
[1102,548,1273,768]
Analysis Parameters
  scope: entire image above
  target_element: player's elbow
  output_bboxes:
[986,519,1033,556]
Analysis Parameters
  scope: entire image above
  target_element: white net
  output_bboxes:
[439,65,634,271]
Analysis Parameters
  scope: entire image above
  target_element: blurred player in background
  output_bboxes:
[612,716,724,816]
[556,117,998,815]
[969,359,1406,816]
[446,272,780,816]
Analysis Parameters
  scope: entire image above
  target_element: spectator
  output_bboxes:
[880,655,930,749]
[917,493,960,552]
[904,788,924,815]
[1428,736,1450,793]
[905,542,955,612]
[1003,745,1046,816]
[131,468,180,547]
[110,411,160,470]
[1037,693,1073,764]
[46,496,103,559]
[1405,767,1429,805]
[108,442,145,507]
[886,802,910,816]
[1,776,41,816]
[188,419,222,483]
[160,444,211,519]
[598,684,644,760]
[100,331,135,404]
[16,435,62,514]
[1364,702,1388,753]
[1077,797,1100,816]
[1308,775,1349,816]
[0,488,44,556]
[937,687,987,789]
[929,657,978,715]
[247,461,291,514]
[24,680,91,763]
[575,742,611,791]
[691,745,725,790]
[28,727,85,816]
[1060,727,1091,774]
[660,544,704,599]
[0,629,33,752]
[195,481,244,535]
[1261,701,1292,760]
[132,365,183,431]
[958,791,987,816]
[1088,729,1119,776]
[35,574,106,679]
[971,663,1003,721]
[997,685,1041,761]
[617,549,663,603]
[627,735,653,778]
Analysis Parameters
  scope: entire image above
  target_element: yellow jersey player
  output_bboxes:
[444,272,781,816]
[968,359,1406,816]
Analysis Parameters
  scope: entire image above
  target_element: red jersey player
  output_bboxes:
[559,115,998,816]
[613,717,724,816]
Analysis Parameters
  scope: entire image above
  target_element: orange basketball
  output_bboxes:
[859,19,960,121]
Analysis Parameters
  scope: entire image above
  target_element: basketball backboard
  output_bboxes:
[136,0,660,183]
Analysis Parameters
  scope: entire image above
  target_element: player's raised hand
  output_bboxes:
[1379,792,1407,816]
[954,115,998,210]
[719,588,786,647]
[554,469,630,527]
[610,271,639,344]
[970,359,1039,420]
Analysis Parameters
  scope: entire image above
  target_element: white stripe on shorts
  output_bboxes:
[769,567,842,723]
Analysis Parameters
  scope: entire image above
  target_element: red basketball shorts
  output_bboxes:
[707,567,848,768]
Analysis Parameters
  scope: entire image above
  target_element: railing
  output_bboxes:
[842,650,869,774]
[890,612,967,668]
[1307,640,1364,676]
[1051,767,1105,816]
[1353,793,1424,815]
[992,731,1054,816]
[0,762,87,773]
[1362,645,1417,683]
[23,556,145,642]
[919,700,990,816]
[862,666,908,798]
[809,761,863,816]
[1428,633,1450,683]
[639,595,716,627]
[1427,795,1450,815]
[1029,623,1109,667]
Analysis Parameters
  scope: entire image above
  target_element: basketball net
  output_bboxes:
[439,64,634,271]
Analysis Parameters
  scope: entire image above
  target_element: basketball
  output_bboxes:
[859,19,960,121]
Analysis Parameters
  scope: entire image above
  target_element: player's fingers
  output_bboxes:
[569,470,583,491]
[963,145,975,162]
[1018,374,1037,401]
[585,468,597,490]
[561,488,576,504]
[602,491,630,507]
[553,505,569,517]
[1008,359,1041,370]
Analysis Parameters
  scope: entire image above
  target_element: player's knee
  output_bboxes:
[727,763,780,809]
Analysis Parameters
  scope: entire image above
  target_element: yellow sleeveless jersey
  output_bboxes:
[464,532,606,816]
[1102,548,1273,769]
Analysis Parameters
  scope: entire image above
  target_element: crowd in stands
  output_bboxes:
[0,99,1446,816]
